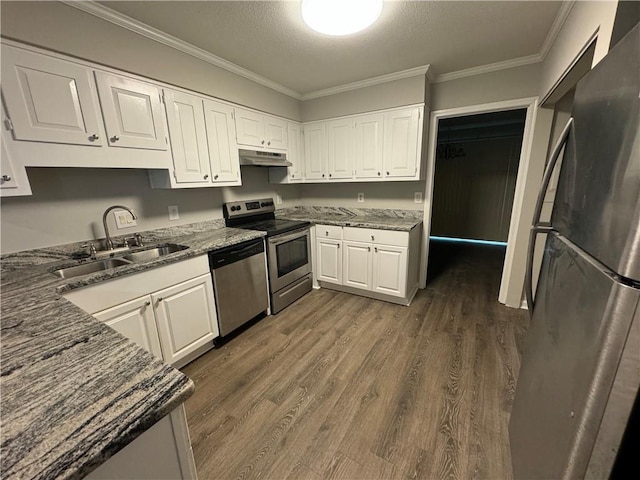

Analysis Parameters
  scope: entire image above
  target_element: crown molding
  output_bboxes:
[539,0,576,59]
[60,0,303,100]
[300,65,431,101]
[432,1,575,84]
[432,54,541,84]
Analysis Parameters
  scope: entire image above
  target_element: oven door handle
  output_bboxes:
[268,228,309,246]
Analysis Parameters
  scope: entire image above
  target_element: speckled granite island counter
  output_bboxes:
[277,206,423,231]
[0,221,265,480]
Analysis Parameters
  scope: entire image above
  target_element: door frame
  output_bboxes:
[419,97,541,306]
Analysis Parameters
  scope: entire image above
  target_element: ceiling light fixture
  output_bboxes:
[301,0,383,36]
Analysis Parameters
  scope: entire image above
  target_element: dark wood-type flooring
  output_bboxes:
[182,241,530,480]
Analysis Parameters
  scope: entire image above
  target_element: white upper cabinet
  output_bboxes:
[287,122,305,181]
[164,89,211,184]
[1,45,103,146]
[234,107,287,151]
[304,122,327,180]
[383,106,422,178]
[327,118,354,179]
[204,99,239,183]
[95,71,167,150]
[354,113,384,179]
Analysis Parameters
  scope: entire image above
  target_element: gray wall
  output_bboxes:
[297,181,425,210]
[301,75,427,122]
[0,0,300,120]
[0,168,300,253]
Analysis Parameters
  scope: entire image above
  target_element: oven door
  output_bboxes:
[267,227,311,292]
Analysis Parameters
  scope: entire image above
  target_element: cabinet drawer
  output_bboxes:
[343,227,408,247]
[316,224,343,240]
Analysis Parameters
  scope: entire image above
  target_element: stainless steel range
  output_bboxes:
[224,198,312,313]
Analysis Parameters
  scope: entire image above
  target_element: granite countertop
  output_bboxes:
[278,206,423,231]
[0,222,265,480]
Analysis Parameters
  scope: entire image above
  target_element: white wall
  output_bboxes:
[0,0,300,120]
[539,0,619,100]
[0,168,301,253]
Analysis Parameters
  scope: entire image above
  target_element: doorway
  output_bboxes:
[427,110,527,285]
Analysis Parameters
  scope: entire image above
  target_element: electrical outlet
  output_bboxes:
[357,193,365,203]
[113,210,137,229]
[414,192,423,203]
[168,205,179,221]
[276,194,283,205]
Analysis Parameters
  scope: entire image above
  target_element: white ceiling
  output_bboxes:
[96,0,564,97]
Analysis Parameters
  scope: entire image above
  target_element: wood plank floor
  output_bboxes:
[181,241,529,480]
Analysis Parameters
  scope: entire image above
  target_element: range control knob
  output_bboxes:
[261,202,266,207]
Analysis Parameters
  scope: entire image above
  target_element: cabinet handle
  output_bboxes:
[144,301,151,307]
[1,175,12,182]
[111,135,120,142]
[156,297,163,305]
[214,174,219,180]
[375,247,378,252]
[89,134,99,141]
[268,141,271,146]
[261,140,265,145]
[371,235,375,241]
[368,246,371,252]
[337,244,340,249]
[325,231,328,236]
[204,174,209,180]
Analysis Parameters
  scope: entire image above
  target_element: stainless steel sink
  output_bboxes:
[52,258,132,279]
[122,244,188,263]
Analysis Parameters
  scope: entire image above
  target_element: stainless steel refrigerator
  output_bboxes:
[509,24,640,480]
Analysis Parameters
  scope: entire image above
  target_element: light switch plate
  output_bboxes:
[168,205,179,220]
[357,193,365,203]
[414,192,423,203]
[113,210,137,229]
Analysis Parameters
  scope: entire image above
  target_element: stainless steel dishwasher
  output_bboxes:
[209,238,269,337]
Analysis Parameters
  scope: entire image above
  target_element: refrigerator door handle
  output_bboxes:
[531,117,574,228]
[525,225,553,315]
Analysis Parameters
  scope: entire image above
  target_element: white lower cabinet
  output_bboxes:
[316,238,342,285]
[93,295,163,358]
[152,274,218,366]
[64,256,218,369]
[315,224,420,305]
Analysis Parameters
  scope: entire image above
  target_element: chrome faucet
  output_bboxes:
[102,205,137,250]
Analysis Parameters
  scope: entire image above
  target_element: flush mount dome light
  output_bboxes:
[301,0,383,36]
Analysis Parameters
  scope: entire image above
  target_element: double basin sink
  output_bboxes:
[52,244,189,279]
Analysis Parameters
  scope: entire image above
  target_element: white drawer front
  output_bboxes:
[316,224,343,240]
[343,227,408,247]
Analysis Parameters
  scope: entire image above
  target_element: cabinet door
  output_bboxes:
[316,238,342,284]
[164,90,211,184]
[343,241,372,290]
[327,118,354,179]
[204,99,240,183]
[355,113,384,179]
[304,123,327,180]
[152,274,218,366]
[1,45,103,146]
[234,108,264,147]
[383,107,420,178]
[264,116,287,150]
[286,122,304,181]
[93,295,164,359]
[372,245,408,297]
[95,71,167,150]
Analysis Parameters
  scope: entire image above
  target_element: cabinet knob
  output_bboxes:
[322,174,325,178]
[329,173,332,178]
[375,247,378,252]
[371,235,375,241]
[291,174,295,178]
[261,140,265,145]
[325,231,328,236]
[155,297,163,305]
[111,135,120,142]
[144,301,151,307]
[204,174,209,180]
[386,171,390,175]
[268,141,271,146]
[337,244,340,249]
[377,172,381,176]
[368,246,371,252]
[1,175,12,182]
[89,134,99,141]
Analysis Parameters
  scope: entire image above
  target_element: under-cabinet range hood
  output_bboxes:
[238,149,292,167]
